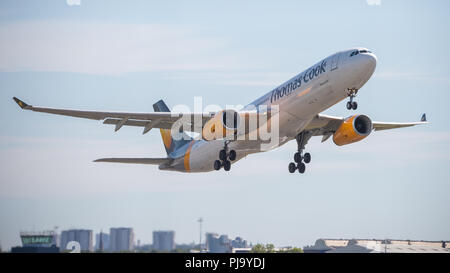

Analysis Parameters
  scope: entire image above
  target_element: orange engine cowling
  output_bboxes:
[333,115,373,146]
[202,109,240,141]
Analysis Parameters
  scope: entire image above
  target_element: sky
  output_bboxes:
[1,0,450,251]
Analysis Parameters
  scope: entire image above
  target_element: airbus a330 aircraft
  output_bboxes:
[13,47,427,173]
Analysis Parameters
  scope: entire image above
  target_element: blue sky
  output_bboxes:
[0,0,449,251]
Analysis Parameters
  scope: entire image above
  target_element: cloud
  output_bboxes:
[374,71,450,83]
[0,21,254,75]
[163,71,293,87]
[366,0,381,6]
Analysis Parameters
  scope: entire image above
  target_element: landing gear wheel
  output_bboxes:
[214,160,221,170]
[229,150,236,161]
[294,152,301,163]
[346,101,352,110]
[223,160,231,171]
[304,153,311,164]
[346,88,358,111]
[298,163,306,174]
[288,162,296,173]
[219,149,227,161]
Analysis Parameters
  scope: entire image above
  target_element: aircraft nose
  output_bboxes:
[362,53,377,72]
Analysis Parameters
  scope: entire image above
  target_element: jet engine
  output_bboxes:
[202,109,240,141]
[333,114,372,146]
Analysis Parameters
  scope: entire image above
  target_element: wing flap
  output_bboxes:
[103,119,174,130]
[372,121,428,131]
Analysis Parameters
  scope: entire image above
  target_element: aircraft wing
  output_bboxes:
[305,113,428,142]
[94,157,171,165]
[371,114,428,131]
[13,97,212,134]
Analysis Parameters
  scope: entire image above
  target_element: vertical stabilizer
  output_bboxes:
[152,100,192,156]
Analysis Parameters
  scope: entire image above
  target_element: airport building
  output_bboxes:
[11,231,59,253]
[109,227,134,252]
[153,230,175,252]
[303,238,450,253]
[60,229,94,252]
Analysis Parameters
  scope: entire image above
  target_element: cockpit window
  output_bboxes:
[350,49,372,57]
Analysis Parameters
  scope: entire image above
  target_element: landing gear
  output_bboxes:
[213,141,236,171]
[229,150,236,161]
[303,152,311,164]
[223,160,231,171]
[288,131,312,174]
[346,88,358,110]
[288,162,296,173]
[297,162,306,174]
[214,160,221,171]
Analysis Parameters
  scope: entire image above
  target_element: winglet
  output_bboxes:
[13,97,30,109]
[420,113,427,122]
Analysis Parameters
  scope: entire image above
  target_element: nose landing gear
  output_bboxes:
[288,131,312,174]
[346,88,358,110]
[213,141,236,171]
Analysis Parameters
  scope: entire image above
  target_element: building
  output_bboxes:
[231,248,252,253]
[303,238,450,253]
[95,232,110,251]
[231,237,248,248]
[60,229,93,252]
[153,231,175,252]
[205,233,250,253]
[175,243,199,252]
[109,227,134,252]
[206,233,231,253]
[11,231,59,253]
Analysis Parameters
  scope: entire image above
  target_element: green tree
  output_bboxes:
[250,244,266,253]
[279,247,303,253]
[251,244,303,253]
[265,244,276,253]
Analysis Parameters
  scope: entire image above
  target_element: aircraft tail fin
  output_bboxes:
[420,113,427,122]
[152,100,192,156]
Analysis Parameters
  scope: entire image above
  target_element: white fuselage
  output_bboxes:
[164,48,377,172]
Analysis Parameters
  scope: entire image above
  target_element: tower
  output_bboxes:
[198,217,203,250]
[99,230,103,252]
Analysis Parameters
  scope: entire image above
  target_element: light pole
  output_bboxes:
[198,217,203,251]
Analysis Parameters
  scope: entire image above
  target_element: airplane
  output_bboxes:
[13,47,428,173]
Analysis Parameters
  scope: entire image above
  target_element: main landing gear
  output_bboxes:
[289,132,312,174]
[214,141,236,172]
[346,88,358,110]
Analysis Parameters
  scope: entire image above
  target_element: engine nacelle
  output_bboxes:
[202,109,240,141]
[333,114,372,146]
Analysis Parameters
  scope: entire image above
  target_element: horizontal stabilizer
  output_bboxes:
[93,157,170,165]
